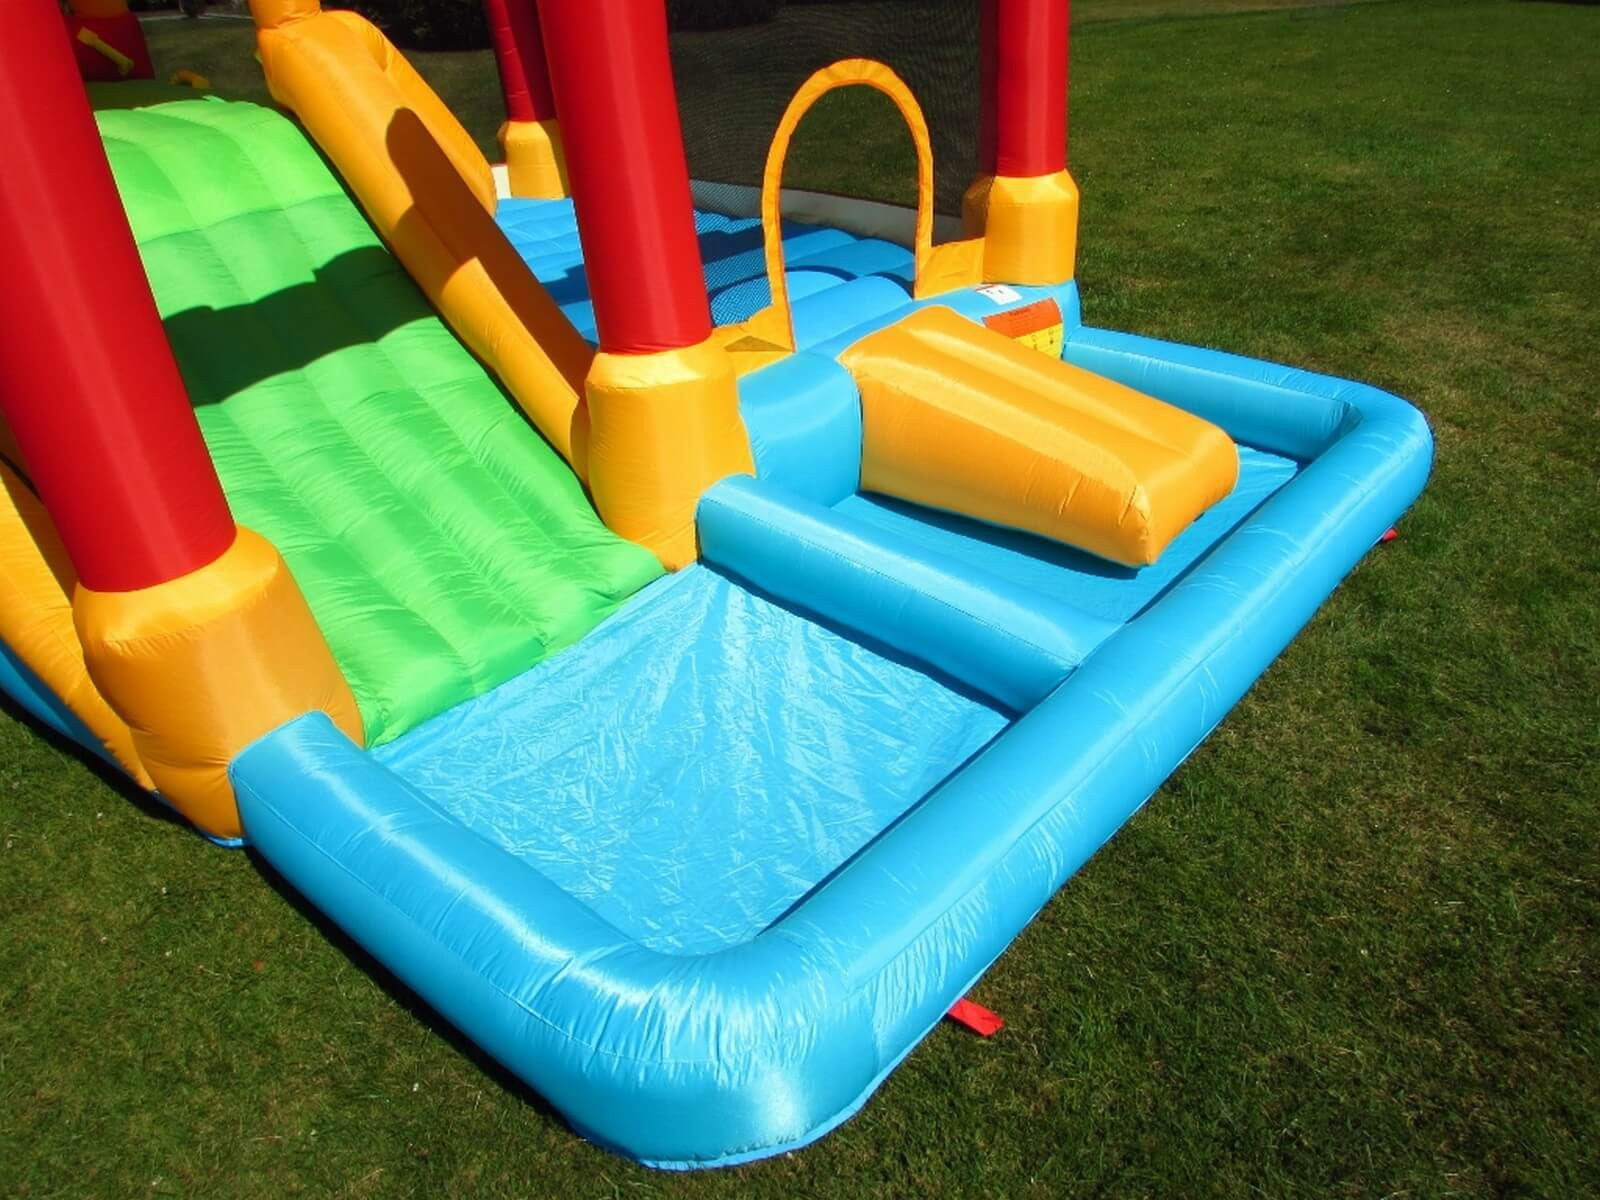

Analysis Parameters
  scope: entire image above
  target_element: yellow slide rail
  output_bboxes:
[250,0,596,474]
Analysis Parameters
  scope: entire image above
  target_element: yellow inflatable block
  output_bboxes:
[76,526,362,839]
[0,461,151,787]
[500,117,567,200]
[839,306,1240,567]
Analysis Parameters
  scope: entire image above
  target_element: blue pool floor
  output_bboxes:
[376,566,1008,956]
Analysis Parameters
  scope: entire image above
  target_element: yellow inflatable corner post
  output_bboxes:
[962,170,1080,287]
[502,118,567,200]
[586,338,751,571]
[840,306,1239,567]
[249,0,596,473]
[0,461,151,788]
[75,527,362,840]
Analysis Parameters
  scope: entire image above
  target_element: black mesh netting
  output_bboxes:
[668,1,981,215]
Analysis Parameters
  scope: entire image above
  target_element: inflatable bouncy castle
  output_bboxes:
[0,0,1431,1168]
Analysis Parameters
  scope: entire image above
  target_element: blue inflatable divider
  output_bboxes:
[734,352,863,505]
[699,474,1118,711]
[229,311,1431,1167]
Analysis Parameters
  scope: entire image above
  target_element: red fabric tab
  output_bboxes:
[947,997,1004,1037]
[1380,527,1399,543]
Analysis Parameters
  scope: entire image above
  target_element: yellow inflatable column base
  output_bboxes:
[0,462,151,788]
[500,118,568,199]
[75,527,364,840]
[840,306,1239,568]
[586,339,755,571]
[963,170,1080,287]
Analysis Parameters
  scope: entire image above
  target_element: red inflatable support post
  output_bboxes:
[0,0,235,592]
[536,0,712,354]
[485,0,556,124]
[979,0,1070,176]
[978,0,1000,176]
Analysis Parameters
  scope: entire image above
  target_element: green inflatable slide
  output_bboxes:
[95,93,662,744]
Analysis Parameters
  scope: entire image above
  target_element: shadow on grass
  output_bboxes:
[243,845,569,1132]
[0,692,191,837]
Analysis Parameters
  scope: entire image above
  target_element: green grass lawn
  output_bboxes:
[5,1,1598,1196]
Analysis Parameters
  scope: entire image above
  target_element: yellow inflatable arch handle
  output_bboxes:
[743,59,985,354]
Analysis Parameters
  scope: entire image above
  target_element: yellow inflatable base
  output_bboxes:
[963,170,1080,287]
[500,117,567,200]
[76,527,362,839]
[839,306,1240,567]
[586,339,755,571]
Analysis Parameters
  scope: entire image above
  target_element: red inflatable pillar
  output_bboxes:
[484,0,567,198]
[0,0,234,592]
[980,0,1069,177]
[536,0,710,354]
[967,0,1079,286]
[534,0,750,571]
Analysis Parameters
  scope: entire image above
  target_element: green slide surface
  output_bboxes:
[95,96,662,745]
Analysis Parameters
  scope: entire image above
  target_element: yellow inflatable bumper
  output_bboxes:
[0,461,150,787]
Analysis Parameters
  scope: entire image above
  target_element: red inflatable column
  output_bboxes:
[536,0,710,353]
[0,0,233,592]
[484,0,567,198]
[977,0,1000,178]
[534,0,749,571]
[966,0,1079,286]
[65,0,156,83]
[991,0,1068,177]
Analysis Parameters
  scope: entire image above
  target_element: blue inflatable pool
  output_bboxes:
[226,197,1433,1169]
